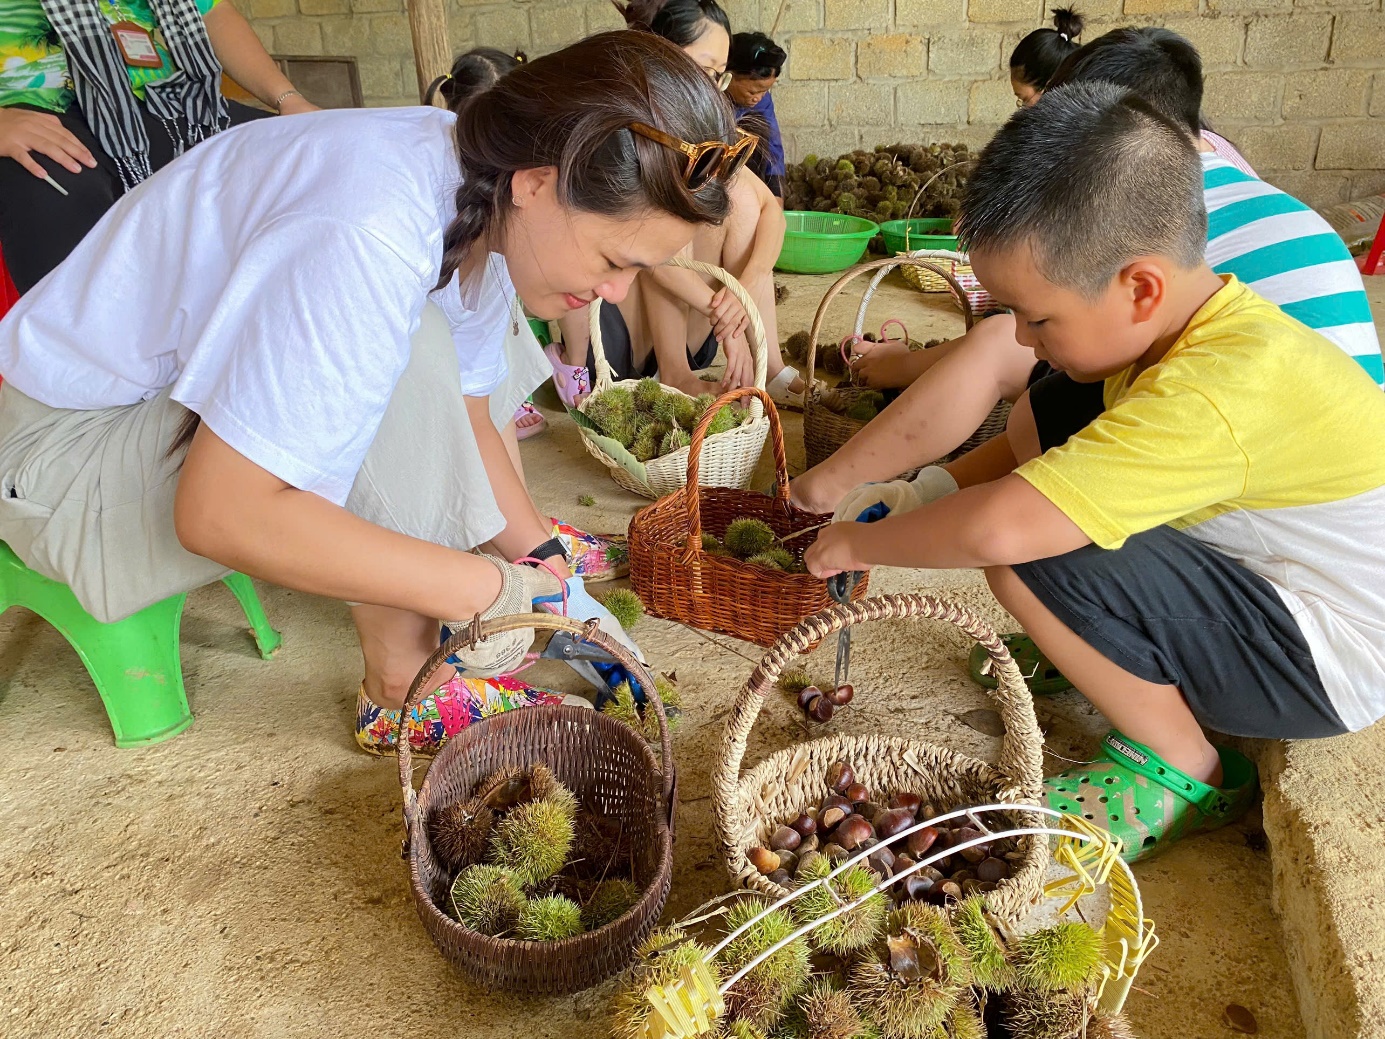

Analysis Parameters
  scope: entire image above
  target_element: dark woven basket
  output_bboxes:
[629,386,869,648]
[396,614,675,994]
[802,255,984,473]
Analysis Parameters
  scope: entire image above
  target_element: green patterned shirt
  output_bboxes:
[0,0,219,113]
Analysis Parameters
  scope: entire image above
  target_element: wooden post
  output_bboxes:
[405,0,451,103]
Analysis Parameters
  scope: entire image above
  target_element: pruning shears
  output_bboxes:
[827,570,861,689]
[539,630,620,665]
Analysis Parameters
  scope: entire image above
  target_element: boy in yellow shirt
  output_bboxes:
[806,81,1385,862]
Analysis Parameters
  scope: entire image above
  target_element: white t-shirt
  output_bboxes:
[0,107,516,506]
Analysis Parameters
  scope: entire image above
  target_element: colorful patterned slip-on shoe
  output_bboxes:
[552,519,629,583]
[354,674,587,756]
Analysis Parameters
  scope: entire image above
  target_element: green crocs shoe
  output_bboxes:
[969,633,1074,696]
[1046,730,1258,864]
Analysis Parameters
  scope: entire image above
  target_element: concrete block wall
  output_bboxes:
[240,0,1385,207]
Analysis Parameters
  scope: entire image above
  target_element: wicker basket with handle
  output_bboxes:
[711,593,1049,925]
[628,385,870,648]
[397,612,675,994]
[572,256,770,500]
[802,255,976,473]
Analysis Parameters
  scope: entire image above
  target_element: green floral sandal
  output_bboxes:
[969,633,1074,695]
[1046,729,1259,864]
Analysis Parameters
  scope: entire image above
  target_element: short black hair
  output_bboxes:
[425,47,522,112]
[614,0,731,48]
[1010,8,1084,90]
[958,81,1206,299]
[728,32,786,77]
[1049,27,1203,135]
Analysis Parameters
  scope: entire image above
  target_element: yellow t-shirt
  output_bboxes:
[1017,276,1385,731]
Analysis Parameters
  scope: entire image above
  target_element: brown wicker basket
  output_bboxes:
[802,256,977,473]
[396,613,675,994]
[573,256,770,500]
[628,385,869,648]
[712,594,1049,925]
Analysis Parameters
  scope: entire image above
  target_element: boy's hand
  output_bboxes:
[805,523,874,578]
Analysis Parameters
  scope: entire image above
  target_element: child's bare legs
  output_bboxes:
[984,566,1223,784]
[353,604,454,710]
[792,315,1036,513]
[642,245,718,397]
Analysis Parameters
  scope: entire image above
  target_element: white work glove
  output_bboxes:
[831,466,959,524]
[442,557,561,676]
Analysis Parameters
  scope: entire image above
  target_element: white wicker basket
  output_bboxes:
[572,257,771,500]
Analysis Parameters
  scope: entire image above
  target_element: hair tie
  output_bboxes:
[1059,31,1069,40]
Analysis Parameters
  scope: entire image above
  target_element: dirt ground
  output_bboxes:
[0,271,1307,1039]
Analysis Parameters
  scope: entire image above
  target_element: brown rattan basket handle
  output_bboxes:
[711,593,1044,865]
[396,611,672,842]
[680,385,790,561]
[586,256,770,421]
[803,256,972,394]
[854,253,976,335]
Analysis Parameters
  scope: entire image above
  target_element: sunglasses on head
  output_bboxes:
[627,123,759,190]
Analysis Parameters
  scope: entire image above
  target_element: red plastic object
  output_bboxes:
[1360,216,1385,276]
[0,242,16,319]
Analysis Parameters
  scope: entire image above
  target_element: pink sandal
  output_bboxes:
[545,343,591,409]
[513,400,547,441]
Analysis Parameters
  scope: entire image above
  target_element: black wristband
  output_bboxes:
[522,537,569,567]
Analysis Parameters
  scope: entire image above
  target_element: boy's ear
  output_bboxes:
[1118,259,1167,325]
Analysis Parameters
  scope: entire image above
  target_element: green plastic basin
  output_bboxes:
[878,218,958,256]
[776,211,881,274]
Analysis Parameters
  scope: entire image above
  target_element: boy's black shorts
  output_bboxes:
[1019,370,1345,740]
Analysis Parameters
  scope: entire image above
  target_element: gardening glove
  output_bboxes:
[832,466,959,524]
[441,557,562,676]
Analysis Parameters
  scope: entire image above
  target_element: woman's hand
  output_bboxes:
[707,286,749,344]
[804,522,874,578]
[720,331,756,391]
[276,93,321,115]
[0,107,97,178]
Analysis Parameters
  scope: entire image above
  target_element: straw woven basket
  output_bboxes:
[802,255,976,473]
[397,613,675,994]
[712,594,1049,925]
[628,386,869,648]
[572,257,770,500]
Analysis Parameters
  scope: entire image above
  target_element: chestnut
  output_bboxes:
[906,826,940,859]
[825,683,855,707]
[937,880,964,901]
[820,805,852,831]
[766,869,793,887]
[808,696,836,724]
[875,808,916,841]
[776,849,799,875]
[889,791,922,815]
[958,845,988,865]
[748,847,780,875]
[894,853,916,872]
[795,850,825,877]
[797,685,823,711]
[976,857,1010,883]
[790,814,818,838]
[822,843,848,863]
[845,783,871,805]
[825,761,856,793]
[798,833,820,855]
[836,815,876,851]
[770,825,802,853]
[868,846,896,876]
[904,874,934,901]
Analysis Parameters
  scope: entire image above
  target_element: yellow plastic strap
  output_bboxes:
[642,961,724,1039]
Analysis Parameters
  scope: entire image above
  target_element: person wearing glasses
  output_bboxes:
[727,32,786,202]
[546,0,803,406]
[0,32,738,755]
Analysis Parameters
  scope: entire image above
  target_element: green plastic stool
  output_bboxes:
[0,540,281,747]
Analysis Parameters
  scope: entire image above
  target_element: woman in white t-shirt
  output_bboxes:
[0,31,747,753]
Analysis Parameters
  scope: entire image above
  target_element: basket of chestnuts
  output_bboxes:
[396,613,675,994]
[711,592,1050,926]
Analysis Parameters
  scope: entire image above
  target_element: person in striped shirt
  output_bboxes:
[790,25,1382,516]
